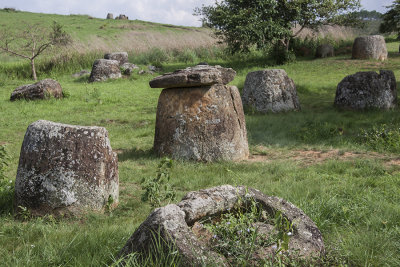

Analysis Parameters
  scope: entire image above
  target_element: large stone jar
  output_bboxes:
[118,185,325,266]
[14,120,119,216]
[150,65,249,162]
[352,35,388,60]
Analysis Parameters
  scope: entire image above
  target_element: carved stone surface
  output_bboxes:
[119,185,325,265]
[242,69,301,113]
[334,70,397,110]
[149,65,236,89]
[352,35,388,60]
[154,84,249,161]
[89,59,121,82]
[104,52,128,65]
[10,79,63,101]
[316,44,334,58]
[14,120,119,216]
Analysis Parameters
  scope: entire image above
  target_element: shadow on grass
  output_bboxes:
[0,189,14,215]
[118,147,157,162]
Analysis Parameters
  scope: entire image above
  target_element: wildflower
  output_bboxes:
[213,235,217,239]
[247,228,250,232]
[30,244,35,248]
[226,222,231,225]
[287,232,293,236]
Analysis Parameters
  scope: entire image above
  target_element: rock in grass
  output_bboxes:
[14,120,119,216]
[352,35,388,61]
[118,185,325,265]
[242,69,300,113]
[149,65,236,89]
[315,44,334,58]
[104,52,128,65]
[120,62,139,75]
[334,70,397,110]
[89,59,121,82]
[154,84,249,162]
[10,79,63,101]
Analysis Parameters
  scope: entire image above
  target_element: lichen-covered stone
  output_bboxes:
[316,44,334,58]
[89,59,121,82]
[120,62,139,75]
[154,84,249,161]
[149,65,236,89]
[14,120,119,216]
[10,79,63,101]
[119,185,325,265]
[104,52,128,65]
[334,70,397,110]
[242,69,301,113]
[352,35,388,60]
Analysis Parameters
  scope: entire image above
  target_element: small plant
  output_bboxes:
[0,145,14,215]
[105,195,114,214]
[141,158,176,207]
[17,206,31,221]
[273,210,294,252]
[358,124,400,153]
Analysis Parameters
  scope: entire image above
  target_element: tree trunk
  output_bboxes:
[31,58,37,81]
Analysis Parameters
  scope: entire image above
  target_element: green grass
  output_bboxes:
[1,13,400,266]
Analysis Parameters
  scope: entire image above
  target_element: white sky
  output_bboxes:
[0,0,394,27]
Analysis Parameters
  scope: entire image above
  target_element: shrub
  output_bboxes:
[0,145,13,215]
[358,124,400,153]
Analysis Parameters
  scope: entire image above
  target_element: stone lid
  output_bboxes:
[149,65,236,89]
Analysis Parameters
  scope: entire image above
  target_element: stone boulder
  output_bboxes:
[154,84,248,161]
[10,79,63,101]
[104,52,128,65]
[119,185,325,265]
[315,44,334,58]
[149,65,236,89]
[116,14,128,20]
[120,62,138,75]
[242,69,301,113]
[89,59,121,82]
[14,120,119,216]
[352,35,388,60]
[334,70,397,110]
[106,13,113,19]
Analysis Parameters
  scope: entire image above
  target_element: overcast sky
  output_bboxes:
[0,0,394,26]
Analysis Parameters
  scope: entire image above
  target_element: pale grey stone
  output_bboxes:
[242,69,301,113]
[89,59,121,82]
[10,79,63,101]
[352,35,388,60]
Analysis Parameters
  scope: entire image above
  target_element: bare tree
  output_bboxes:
[0,21,71,81]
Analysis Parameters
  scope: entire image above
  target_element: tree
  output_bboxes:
[0,21,71,81]
[194,0,361,54]
[380,1,400,38]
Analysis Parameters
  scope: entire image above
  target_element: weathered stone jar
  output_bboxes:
[242,69,301,113]
[352,35,388,60]
[150,65,249,162]
[118,185,325,266]
[334,70,397,110]
[14,120,119,216]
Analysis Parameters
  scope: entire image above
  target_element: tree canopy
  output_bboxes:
[380,0,400,37]
[195,0,361,53]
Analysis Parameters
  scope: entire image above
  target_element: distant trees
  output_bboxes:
[194,0,361,55]
[380,0,400,38]
[353,9,382,20]
[0,21,71,81]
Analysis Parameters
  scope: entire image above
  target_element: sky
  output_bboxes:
[0,0,395,27]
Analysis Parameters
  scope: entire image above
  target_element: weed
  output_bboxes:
[141,158,176,207]
[358,124,400,153]
[0,145,13,215]
[17,206,31,221]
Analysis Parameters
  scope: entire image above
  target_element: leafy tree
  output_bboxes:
[380,1,400,38]
[195,0,361,54]
[0,21,71,81]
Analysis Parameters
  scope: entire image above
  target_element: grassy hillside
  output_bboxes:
[1,10,400,267]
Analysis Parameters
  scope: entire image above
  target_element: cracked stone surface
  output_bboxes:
[119,185,325,265]
[89,59,122,82]
[334,70,397,110]
[10,79,63,101]
[242,69,301,113]
[352,35,388,60]
[149,64,236,89]
[14,120,119,216]
[153,84,249,161]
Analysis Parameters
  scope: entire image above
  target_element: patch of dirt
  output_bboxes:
[246,146,400,167]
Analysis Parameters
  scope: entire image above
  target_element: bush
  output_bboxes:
[271,44,296,65]
[358,124,400,153]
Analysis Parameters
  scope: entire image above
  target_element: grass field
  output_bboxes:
[1,10,400,267]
